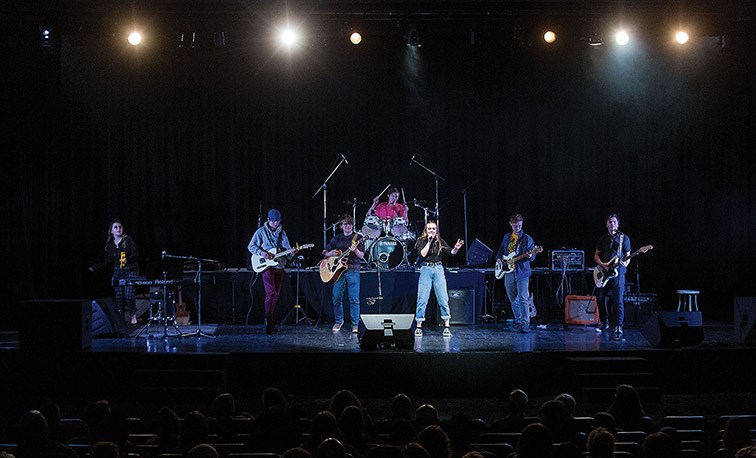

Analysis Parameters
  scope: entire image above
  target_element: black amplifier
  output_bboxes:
[550,249,585,272]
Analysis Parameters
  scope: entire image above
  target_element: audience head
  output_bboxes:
[17,410,49,446]
[309,411,341,447]
[262,387,288,409]
[592,412,616,435]
[389,418,417,446]
[643,432,678,458]
[554,393,576,417]
[724,416,754,452]
[417,425,452,458]
[508,389,529,416]
[404,442,431,458]
[91,441,120,458]
[38,403,62,425]
[391,393,413,419]
[181,411,209,449]
[284,447,313,458]
[339,405,364,437]
[317,437,346,458]
[366,444,404,458]
[329,389,362,418]
[609,384,645,416]
[736,445,756,458]
[209,392,236,417]
[155,406,181,450]
[516,422,553,458]
[415,404,439,429]
[586,427,614,458]
[186,444,219,458]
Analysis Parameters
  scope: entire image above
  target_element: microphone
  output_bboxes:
[409,154,416,166]
[341,153,349,164]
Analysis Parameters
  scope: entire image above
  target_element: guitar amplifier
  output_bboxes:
[550,250,585,272]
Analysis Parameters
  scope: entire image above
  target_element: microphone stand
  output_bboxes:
[163,252,218,338]
[312,154,348,248]
[410,156,445,229]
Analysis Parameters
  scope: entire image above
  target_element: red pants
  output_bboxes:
[262,268,285,320]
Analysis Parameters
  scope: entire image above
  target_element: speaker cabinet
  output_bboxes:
[19,299,92,351]
[359,314,415,350]
[565,295,598,325]
[448,288,475,324]
[734,297,756,345]
[624,294,659,327]
[642,311,704,348]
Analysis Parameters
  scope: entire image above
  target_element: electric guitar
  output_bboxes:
[495,246,543,279]
[251,244,314,273]
[319,235,364,284]
[593,244,653,288]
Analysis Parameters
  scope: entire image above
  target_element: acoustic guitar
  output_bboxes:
[319,235,364,284]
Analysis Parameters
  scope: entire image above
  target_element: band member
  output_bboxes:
[248,209,298,334]
[90,219,140,324]
[323,215,365,333]
[495,213,537,333]
[594,213,631,338]
[414,221,464,337]
[367,187,408,220]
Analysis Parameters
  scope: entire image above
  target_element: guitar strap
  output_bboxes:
[617,234,624,259]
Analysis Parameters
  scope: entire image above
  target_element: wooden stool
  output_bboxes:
[676,290,700,311]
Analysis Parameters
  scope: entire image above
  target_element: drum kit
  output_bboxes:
[361,215,416,269]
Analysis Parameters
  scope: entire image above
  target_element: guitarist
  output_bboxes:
[495,213,537,334]
[594,213,631,338]
[323,215,365,333]
[247,209,299,334]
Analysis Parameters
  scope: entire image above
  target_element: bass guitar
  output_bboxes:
[319,236,364,284]
[251,244,314,273]
[495,246,543,279]
[593,244,653,288]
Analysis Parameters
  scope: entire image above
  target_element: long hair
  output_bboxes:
[106,219,125,244]
[420,221,442,253]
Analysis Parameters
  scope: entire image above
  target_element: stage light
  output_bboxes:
[615,30,629,46]
[127,31,142,46]
[350,31,362,45]
[280,27,298,47]
[675,31,689,44]
[543,30,556,44]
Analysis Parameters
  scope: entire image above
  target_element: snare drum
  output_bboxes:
[370,236,405,269]
[390,217,408,236]
[361,215,382,239]
[397,230,416,243]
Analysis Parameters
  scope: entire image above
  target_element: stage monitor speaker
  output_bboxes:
[734,297,756,345]
[564,295,598,325]
[448,288,475,324]
[359,314,415,350]
[91,298,128,337]
[642,311,704,348]
[19,299,92,352]
[466,238,493,266]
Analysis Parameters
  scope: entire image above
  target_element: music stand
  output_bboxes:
[280,256,313,325]
[163,252,217,338]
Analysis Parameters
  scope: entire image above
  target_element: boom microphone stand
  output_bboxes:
[312,153,349,248]
[410,155,445,229]
[163,252,218,338]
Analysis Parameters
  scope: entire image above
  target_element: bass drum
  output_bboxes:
[370,236,405,269]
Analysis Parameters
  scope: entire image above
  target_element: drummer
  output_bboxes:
[366,187,408,221]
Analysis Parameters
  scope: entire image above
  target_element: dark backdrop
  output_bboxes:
[4,28,755,321]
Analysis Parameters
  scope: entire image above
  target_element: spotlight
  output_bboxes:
[280,27,298,47]
[615,30,629,46]
[675,31,689,44]
[350,31,362,45]
[405,28,420,47]
[128,31,142,46]
[543,30,556,44]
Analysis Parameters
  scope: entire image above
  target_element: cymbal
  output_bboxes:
[343,201,369,205]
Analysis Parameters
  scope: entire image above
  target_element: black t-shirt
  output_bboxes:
[414,237,452,263]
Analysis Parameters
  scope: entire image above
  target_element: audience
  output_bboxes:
[489,389,538,434]
[586,427,614,458]
[607,384,654,433]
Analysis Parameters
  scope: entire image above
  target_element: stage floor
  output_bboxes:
[78,320,742,354]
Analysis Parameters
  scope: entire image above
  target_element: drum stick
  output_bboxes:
[401,188,406,204]
[376,183,391,199]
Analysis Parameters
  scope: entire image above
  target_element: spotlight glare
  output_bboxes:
[280,28,298,47]
[676,31,689,44]
[350,32,362,45]
[615,30,629,46]
[127,31,142,46]
[543,30,556,44]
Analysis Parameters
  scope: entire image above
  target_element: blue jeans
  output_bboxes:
[332,269,360,327]
[504,274,530,327]
[415,264,451,322]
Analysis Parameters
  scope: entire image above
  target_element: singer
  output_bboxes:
[413,221,464,337]
[594,213,632,339]
[366,187,408,220]
[89,219,140,325]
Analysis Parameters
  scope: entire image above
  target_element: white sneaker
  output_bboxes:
[442,327,451,337]
[414,328,423,337]
[332,322,342,332]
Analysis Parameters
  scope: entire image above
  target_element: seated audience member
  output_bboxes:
[186,443,219,458]
[317,437,347,458]
[715,417,756,458]
[489,389,538,433]
[417,425,452,458]
[151,406,181,454]
[415,405,440,430]
[642,431,679,458]
[207,392,254,442]
[736,445,756,458]
[591,413,617,437]
[389,419,417,446]
[255,387,302,453]
[586,428,614,458]
[606,385,654,433]
[378,394,414,433]
[90,441,120,458]
[302,411,342,456]
[339,405,372,457]
[447,413,484,458]
[284,446,314,458]
[540,400,571,443]
[180,411,210,455]
[7,410,77,458]
[38,403,86,443]
[513,423,553,458]
[404,442,431,458]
